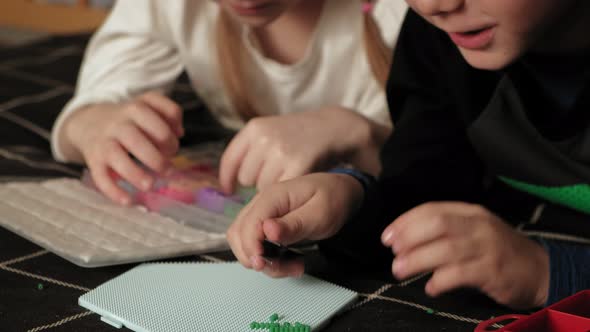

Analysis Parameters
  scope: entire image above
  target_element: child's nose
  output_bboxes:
[409,0,464,16]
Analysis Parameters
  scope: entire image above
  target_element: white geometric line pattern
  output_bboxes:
[26,311,94,332]
[0,265,91,292]
[359,293,485,325]
[0,86,72,116]
[0,249,48,266]
[351,283,393,309]
[0,67,74,89]
[0,111,51,140]
[0,45,82,69]
[0,147,80,176]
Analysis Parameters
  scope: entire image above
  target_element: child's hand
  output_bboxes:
[381,202,550,309]
[227,173,363,277]
[219,107,387,194]
[64,92,184,204]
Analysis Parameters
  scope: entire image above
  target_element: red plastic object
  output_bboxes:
[475,290,590,332]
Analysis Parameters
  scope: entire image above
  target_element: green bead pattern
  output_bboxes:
[249,314,311,332]
[499,176,590,215]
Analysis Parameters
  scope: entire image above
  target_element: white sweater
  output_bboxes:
[51,0,408,162]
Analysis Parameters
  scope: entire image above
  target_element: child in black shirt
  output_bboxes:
[227,0,590,309]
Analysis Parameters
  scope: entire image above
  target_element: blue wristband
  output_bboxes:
[327,167,375,195]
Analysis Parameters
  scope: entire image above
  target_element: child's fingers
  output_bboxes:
[255,161,284,191]
[279,161,312,183]
[228,177,322,271]
[227,195,267,269]
[90,161,131,205]
[424,260,483,298]
[219,131,249,194]
[392,237,475,280]
[226,223,254,269]
[227,204,267,270]
[262,215,310,247]
[107,144,153,192]
[138,92,184,137]
[383,211,448,255]
[237,147,265,189]
[384,202,479,253]
[262,257,304,278]
[239,217,268,266]
[116,123,168,173]
[233,191,293,263]
[127,104,179,157]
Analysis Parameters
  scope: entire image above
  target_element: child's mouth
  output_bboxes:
[448,26,496,50]
[230,2,274,16]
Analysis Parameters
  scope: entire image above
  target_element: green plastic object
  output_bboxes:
[499,176,590,215]
[79,263,357,332]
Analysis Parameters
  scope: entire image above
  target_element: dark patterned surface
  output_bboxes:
[0,35,518,332]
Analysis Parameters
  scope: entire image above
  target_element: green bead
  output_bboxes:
[223,201,244,218]
[237,186,257,203]
[269,322,280,332]
[426,309,435,314]
[250,321,259,329]
[37,283,44,290]
[269,313,279,322]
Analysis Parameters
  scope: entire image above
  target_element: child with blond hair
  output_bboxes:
[52,0,407,204]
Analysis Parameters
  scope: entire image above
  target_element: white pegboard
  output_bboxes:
[79,263,358,331]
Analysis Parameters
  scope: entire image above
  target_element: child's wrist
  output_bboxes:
[327,167,374,194]
[531,239,550,307]
[321,106,372,160]
[62,106,95,162]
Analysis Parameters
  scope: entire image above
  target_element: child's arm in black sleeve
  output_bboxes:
[322,10,499,260]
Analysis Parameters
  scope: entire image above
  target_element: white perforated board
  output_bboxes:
[79,263,358,331]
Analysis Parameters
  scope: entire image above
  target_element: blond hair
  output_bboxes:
[215,0,392,121]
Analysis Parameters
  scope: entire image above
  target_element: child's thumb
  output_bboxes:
[263,215,309,246]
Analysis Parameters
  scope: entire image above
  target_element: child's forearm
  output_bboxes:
[310,106,391,176]
[330,106,391,176]
[536,238,590,306]
[349,120,391,176]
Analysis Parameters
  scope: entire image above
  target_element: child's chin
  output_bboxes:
[459,48,519,71]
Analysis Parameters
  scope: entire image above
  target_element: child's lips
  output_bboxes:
[230,1,274,16]
[448,26,496,50]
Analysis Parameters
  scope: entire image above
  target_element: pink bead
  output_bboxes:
[155,187,195,204]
